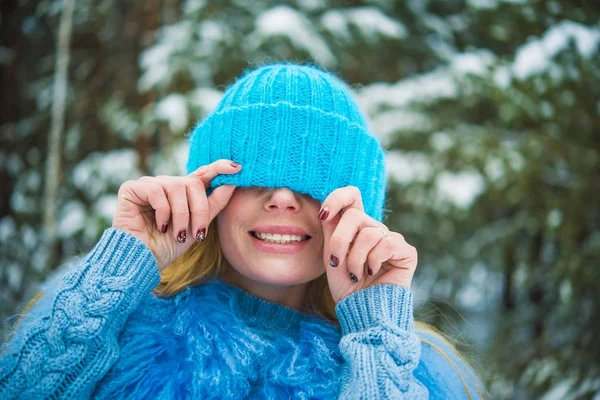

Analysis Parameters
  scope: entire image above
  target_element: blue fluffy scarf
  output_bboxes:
[92,279,345,399]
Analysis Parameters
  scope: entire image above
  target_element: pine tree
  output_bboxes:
[1,0,598,397]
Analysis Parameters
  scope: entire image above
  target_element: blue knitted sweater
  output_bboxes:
[0,229,483,399]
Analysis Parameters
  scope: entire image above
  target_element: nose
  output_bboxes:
[264,188,301,213]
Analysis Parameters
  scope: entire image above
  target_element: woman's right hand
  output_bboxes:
[112,159,241,271]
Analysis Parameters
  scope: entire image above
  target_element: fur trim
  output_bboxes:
[93,279,344,399]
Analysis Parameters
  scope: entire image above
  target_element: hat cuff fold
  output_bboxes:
[187,102,386,221]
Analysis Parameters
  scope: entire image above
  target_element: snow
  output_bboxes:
[0,217,16,241]
[296,0,326,12]
[484,157,506,182]
[513,21,600,79]
[546,209,563,228]
[57,200,86,238]
[151,140,189,176]
[72,149,142,198]
[183,0,207,14]
[505,148,526,171]
[161,21,193,51]
[466,0,499,9]
[93,195,118,221]
[138,57,170,92]
[493,65,512,88]
[191,87,223,114]
[429,131,454,152]
[368,109,432,145]
[468,0,528,8]
[451,51,496,76]
[193,20,226,58]
[100,99,140,141]
[247,6,336,68]
[156,94,189,132]
[138,20,195,92]
[435,170,485,209]
[357,68,458,114]
[559,281,572,304]
[10,190,35,213]
[386,151,433,184]
[6,153,23,176]
[456,263,501,312]
[320,7,408,44]
[6,263,22,290]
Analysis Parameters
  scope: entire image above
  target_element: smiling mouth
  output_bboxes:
[249,231,311,244]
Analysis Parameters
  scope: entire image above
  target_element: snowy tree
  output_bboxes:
[1,0,598,398]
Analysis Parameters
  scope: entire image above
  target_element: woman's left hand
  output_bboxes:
[319,186,418,304]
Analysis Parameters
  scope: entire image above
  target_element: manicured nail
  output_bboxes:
[230,161,241,168]
[318,208,329,221]
[196,228,206,242]
[349,272,358,283]
[161,224,168,233]
[177,230,187,243]
[368,268,373,276]
[329,255,339,267]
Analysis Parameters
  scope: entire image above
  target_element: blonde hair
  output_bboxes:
[156,222,486,399]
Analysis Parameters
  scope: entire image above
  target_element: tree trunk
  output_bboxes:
[42,0,76,271]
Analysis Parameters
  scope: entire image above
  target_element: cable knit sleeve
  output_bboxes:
[335,284,428,400]
[0,228,161,399]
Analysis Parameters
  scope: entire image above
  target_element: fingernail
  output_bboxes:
[196,228,206,242]
[368,268,373,276]
[177,230,187,243]
[350,272,358,283]
[318,208,329,221]
[329,255,339,267]
[161,224,168,233]
[230,161,241,168]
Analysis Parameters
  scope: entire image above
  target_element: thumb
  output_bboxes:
[207,185,237,222]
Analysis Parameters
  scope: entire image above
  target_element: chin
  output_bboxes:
[247,264,319,287]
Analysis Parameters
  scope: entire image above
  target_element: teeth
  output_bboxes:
[253,232,308,244]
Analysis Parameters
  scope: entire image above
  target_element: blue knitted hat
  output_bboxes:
[187,63,387,221]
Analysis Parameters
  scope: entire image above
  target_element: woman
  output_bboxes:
[1,63,485,399]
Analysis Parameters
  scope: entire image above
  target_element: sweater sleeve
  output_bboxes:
[335,284,428,400]
[0,228,161,399]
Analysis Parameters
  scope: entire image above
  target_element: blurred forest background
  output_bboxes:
[1,0,599,398]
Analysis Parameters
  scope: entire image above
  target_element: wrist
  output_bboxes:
[335,284,414,335]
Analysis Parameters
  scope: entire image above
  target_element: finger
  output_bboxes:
[163,181,190,243]
[318,186,364,223]
[367,235,418,280]
[207,185,237,222]
[126,181,171,232]
[328,208,383,269]
[346,226,388,281]
[189,159,242,187]
[185,178,209,242]
[320,187,364,270]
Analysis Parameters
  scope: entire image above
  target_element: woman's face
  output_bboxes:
[216,186,325,287]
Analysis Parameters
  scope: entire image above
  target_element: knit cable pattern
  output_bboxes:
[335,285,428,399]
[0,229,161,399]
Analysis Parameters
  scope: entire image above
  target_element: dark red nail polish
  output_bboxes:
[319,208,329,221]
[161,224,168,233]
[196,228,206,242]
[177,230,187,243]
[350,272,358,283]
[230,161,241,168]
[368,268,373,276]
[329,255,338,267]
